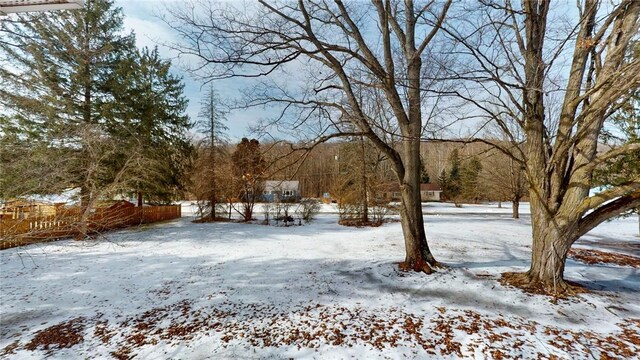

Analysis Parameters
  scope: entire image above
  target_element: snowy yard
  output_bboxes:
[1,203,638,359]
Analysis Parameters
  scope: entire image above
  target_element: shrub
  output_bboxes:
[297,199,321,223]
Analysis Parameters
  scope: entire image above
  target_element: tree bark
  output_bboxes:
[525,208,575,293]
[75,196,98,240]
[398,119,437,273]
[393,7,439,273]
[137,192,143,207]
[399,183,436,273]
[512,199,519,219]
[210,195,216,219]
[360,136,369,224]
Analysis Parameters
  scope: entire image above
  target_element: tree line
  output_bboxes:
[166,0,639,294]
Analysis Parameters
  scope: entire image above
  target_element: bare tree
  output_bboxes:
[196,85,229,220]
[231,138,266,221]
[334,136,393,226]
[481,149,526,219]
[165,0,452,273]
[443,1,640,294]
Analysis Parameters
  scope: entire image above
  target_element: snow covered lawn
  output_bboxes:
[1,206,638,359]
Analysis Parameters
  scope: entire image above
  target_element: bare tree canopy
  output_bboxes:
[164,0,454,273]
[442,0,640,294]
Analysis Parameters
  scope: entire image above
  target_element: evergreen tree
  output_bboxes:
[593,42,640,234]
[420,157,431,184]
[0,0,136,211]
[437,169,449,199]
[109,46,193,204]
[461,156,483,203]
[442,149,462,206]
[199,86,229,148]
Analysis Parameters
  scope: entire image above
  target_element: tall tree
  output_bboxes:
[231,138,266,221]
[166,0,453,273]
[196,85,229,218]
[593,42,640,234]
[444,1,640,293]
[460,156,482,204]
[440,149,462,206]
[482,149,526,219]
[334,137,390,225]
[420,157,431,184]
[0,0,136,212]
[110,46,193,205]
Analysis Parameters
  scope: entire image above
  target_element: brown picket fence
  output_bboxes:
[0,205,181,250]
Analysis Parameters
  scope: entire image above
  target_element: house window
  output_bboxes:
[283,190,293,197]
[392,192,401,197]
[428,191,434,196]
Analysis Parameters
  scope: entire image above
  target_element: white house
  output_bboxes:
[420,183,442,202]
[263,180,300,202]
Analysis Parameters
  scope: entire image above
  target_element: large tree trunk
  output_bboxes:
[398,118,437,273]
[210,196,216,219]
[399,183,436,273]
[508,196,580,295]
[512,199,519,219]
[526,217,573,292]
[75,195,98,240]
[394,15,439,273]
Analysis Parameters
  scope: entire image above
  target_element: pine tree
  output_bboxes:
[420,157,431,184]
[109,46,193,205]
[437,169,449,200]
[0,1,193,238]
[443,149,462,206]
[333,137,391,225]
[461,156,483,203]
[593,42,640,235]
[0,0,136,213]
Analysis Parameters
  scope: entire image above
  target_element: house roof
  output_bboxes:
[0,0,83,14]
[420,183,442,191]
[264,180,299,192]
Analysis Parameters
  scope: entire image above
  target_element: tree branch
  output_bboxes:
[576,190,640,239]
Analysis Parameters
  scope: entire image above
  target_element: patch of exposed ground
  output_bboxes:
[23,317,85,353]
[5,302,639,359]
[569,248,640,268]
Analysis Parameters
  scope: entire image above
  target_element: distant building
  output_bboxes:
[420,183,442,202]
[382,183,442,202]
[262,180,300,202]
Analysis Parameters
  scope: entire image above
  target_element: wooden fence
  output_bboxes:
[0,205,181,250]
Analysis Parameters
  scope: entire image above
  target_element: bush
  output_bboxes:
[297,199,321,223]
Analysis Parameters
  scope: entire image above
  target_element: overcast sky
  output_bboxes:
[115,0,261,141]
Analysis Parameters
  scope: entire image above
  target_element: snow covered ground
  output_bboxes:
[1,204,638,359]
